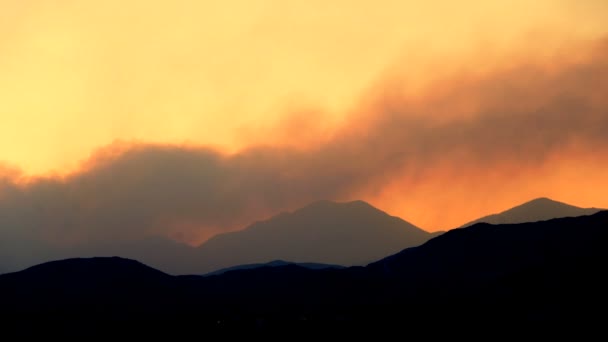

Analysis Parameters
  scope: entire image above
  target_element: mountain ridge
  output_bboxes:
[460,197,602,227]
[192,199,433,273]
[2,211,607,332]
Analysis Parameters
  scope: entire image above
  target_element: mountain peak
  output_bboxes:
[194,199,432,273]
[12,256,169,280]
[300,199,376,211]
[526,197,555,203]
[461,197,601,227]
[518,197,568,207]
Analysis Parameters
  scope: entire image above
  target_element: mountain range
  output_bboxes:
[2,210,606,334]
[1,200,437,275]
[0,197,600,276]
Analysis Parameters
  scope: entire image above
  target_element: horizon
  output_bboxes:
[2,199,605,276]
[222,196,603,237]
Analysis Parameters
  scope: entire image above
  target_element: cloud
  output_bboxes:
[1,37,607,267]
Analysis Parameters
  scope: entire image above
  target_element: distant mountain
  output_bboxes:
[2,211,607,333]
[2,256,169,283]
[0,200,435,276]
[204,260,345,276]
[460,197,602,227]
[61,236,198,275]
[191,200,434,273]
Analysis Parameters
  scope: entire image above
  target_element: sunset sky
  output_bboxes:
[1,0,607,244]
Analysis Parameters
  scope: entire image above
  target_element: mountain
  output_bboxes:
[0,200,434,276]
[191,200,434,274]
[370,210,608,280]
[1,256,169,283]
[460,197,602,227]
[204,259,345,276]
[0,257,179,317]
[61,236,199,275]
[365,211,608,322]
[2,211,607,333]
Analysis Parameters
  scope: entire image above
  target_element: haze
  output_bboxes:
[1,0,607,240]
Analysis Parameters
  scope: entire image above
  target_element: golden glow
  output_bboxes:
[1,0,607,174]
[369,149,608,231]
[1,1,608,233]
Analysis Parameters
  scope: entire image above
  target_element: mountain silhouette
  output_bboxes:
[370,210,608,280]
[204,259,345,276]
[460,197,602,227]
[192,200,434,274]
[0,200,436,275]
[59,236,198,275]
[363,210,608,325]
[0,257,180,320]
[2,211,607,334]
[1,256,169,283]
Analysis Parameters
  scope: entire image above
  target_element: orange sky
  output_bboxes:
[1,0,608,237]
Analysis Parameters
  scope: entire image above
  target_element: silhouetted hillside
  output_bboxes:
[0,200,435,276]
[192,200,433,273]
[371,210,608,281]
[460,197,601,227]
[2,211,607,334]
[0,257,176,314]
[6,256,167,280]
[366,210,608,323]
[58,236,198,275]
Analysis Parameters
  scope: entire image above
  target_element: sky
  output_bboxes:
[1,0,607,245]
